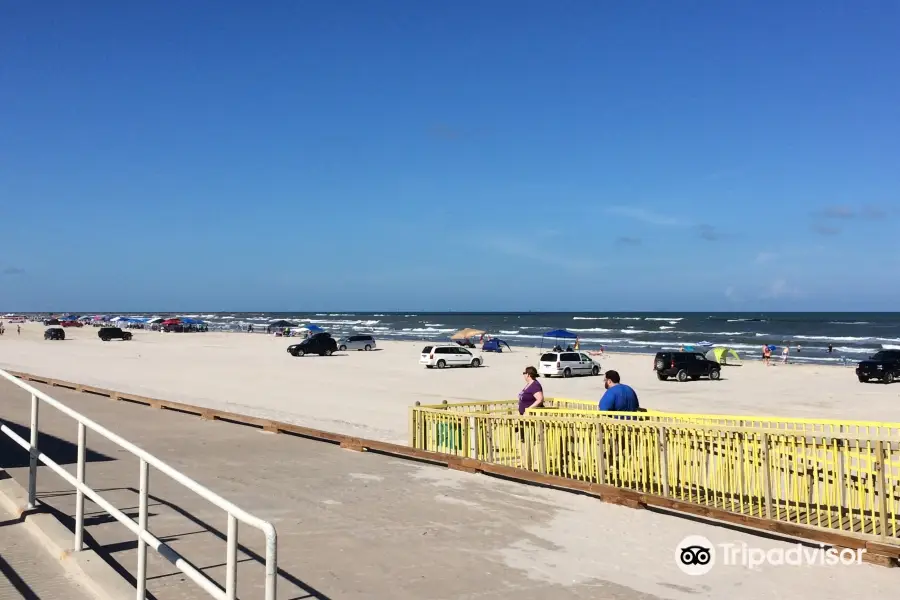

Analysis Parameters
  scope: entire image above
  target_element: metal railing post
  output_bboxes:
[27,393,39,509]
[265,527,278,600]
[225,514,238,599]
[657,425,670,497]
[136,460,149,599]
[74,422,86,551]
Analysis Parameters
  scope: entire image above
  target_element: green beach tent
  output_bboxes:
[705,347,743,366]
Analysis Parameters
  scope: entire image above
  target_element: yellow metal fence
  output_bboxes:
[410,406,900,544]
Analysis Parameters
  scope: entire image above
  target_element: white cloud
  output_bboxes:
[605,206,684,227]
[760,279,802,300]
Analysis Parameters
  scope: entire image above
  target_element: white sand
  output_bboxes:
[1,322,899,445]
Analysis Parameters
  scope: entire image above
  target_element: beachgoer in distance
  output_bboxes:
[574,337,580,351]
[782,344,789,364]
[518,366,544,415]
[828,343,834,354]
[599,370,639,412]
[762,344,771,366]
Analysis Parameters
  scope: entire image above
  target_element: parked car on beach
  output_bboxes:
[420,345,482,369]
[60,320,83,327]
[98,327,132,342]
[654,351,721,381]
[856,350,900,384]
[539,351,600,378]
[338,335,376,351]
[287,332,337,357]
[44,327,65,341]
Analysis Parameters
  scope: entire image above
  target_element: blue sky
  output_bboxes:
[1,2,898,312]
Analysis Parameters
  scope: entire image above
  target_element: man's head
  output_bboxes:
[604,369,621,390]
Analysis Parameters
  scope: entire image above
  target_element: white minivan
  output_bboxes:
[539,351,600,378]
[420,345,482,369]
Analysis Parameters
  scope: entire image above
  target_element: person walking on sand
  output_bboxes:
[17,325,20,335]
[782,344,789,364]
[762,344,771,366]
[518,366,544,415]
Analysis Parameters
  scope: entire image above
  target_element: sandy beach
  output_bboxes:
[2,321,899,444]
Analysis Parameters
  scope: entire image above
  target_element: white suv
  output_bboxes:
[420,345,482,369]
[539,351,600,378]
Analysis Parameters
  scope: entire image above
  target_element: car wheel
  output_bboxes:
[296,349,305,357]
[657,372,668,381]
[676,369,689,382]
[471,358,481,368]
[364,344,371,351]
[339,345,347,351]
[100,337,109,342]
[710,369,721,381]
[325,349,333,356]
[592,366,600,376]
[858,376,869,383]
[436,359,446,369]
[885,372,895,384]
[563,368,571,378]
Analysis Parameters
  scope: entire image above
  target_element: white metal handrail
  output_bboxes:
[0,369,277,600]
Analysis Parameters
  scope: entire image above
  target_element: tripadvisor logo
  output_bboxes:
[675,535,865,575]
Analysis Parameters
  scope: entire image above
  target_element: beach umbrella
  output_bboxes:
[162,318,181,325]
[767,344,777,351]
[450,328,485,340]
[268,319,297,328]
[303,324,324,333]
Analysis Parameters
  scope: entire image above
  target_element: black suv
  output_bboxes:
[856,350,900,384]
[44,327,65,341]
[287,332,337,357]
[98,327,133,342]
[654,351,721,382]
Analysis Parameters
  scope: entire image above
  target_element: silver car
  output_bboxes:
[338,334,377,351]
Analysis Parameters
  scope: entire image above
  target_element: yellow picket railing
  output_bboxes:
[409,406,900,544]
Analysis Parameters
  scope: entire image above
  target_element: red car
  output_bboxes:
[60,320,84,328]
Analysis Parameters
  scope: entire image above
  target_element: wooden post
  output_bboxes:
[468,416,477,459]
[536,422,546,474]
[486,420,495,463]
[877,440,889,540]
[737,433,746,512]
[658,425,670,497]
[837,438,847,512]
[761,432,773,519]
[595,423,606,485]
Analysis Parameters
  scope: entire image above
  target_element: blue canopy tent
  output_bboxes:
[304,324,324,333]
[179,317,205,325]
[541,329,578,351]
[482,338,512,353]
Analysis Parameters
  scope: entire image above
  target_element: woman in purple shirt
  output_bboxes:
[518,366,544,415]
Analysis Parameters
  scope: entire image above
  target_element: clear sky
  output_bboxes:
[1,2,898,312]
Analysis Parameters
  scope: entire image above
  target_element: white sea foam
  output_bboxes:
[659,326,675,330]
[568,327,613,333]
[793,335,872,342]
[572,316,610,320]
[499,330,519,335]
[830,321,870,325]
[645,317,683,322]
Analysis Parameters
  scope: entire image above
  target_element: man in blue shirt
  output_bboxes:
[598,370,640,412]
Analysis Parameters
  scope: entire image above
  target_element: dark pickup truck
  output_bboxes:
[857,350,900,384]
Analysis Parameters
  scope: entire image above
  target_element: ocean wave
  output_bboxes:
[569,327,613,333]
[659,326,675,330]
[793,335,872,342]
[423,323,445,327]
[726,318,767,323]
[313,319,381,326]
[645,317,683,322]
[499,330,520,335]
[876,338,900,344]
[883,344,900,350]
[572,316,610,320]
[829,321,870,325]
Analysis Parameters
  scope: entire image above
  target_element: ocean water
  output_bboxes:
[68,312,900,365]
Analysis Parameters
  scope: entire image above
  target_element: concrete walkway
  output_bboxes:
[1,378,897,600]
[0,500,93,599]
